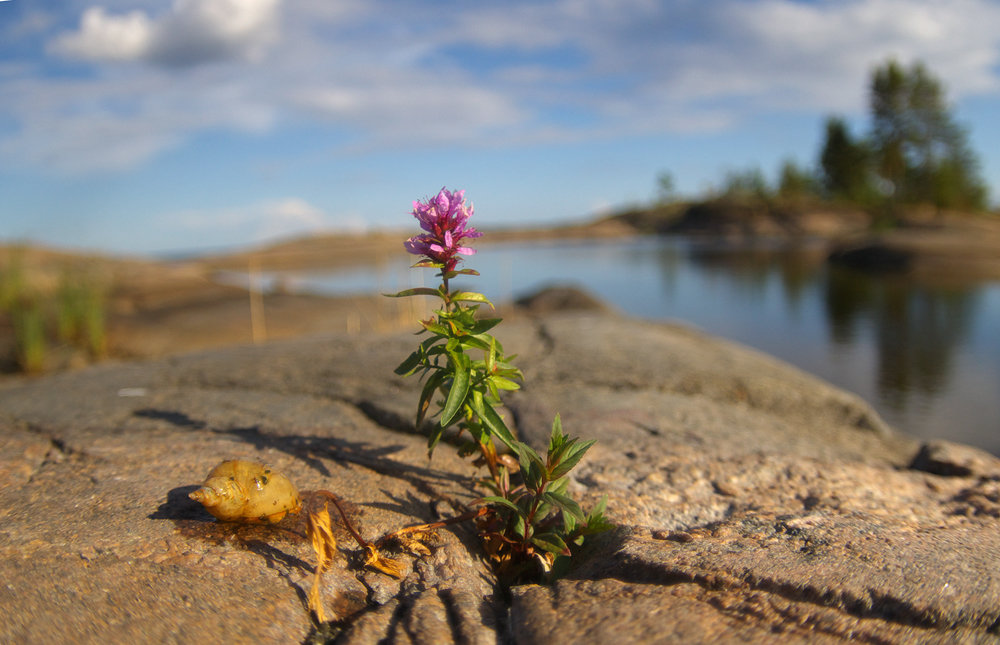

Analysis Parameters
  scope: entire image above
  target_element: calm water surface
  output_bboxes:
[253,237,1000,454]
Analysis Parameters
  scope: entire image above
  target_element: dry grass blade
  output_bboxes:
[306,504,337,623]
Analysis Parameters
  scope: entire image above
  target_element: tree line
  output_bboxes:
[658,59,992,214]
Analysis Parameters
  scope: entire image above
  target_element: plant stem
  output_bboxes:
[316,490,368,548]
[521,493,544,547]
[381,505,489,543]
[440,273,452,312]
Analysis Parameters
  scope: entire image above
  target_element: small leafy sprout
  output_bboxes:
[476,416,612,580]
[389,187,610,581]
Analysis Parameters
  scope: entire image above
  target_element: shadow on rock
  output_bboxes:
[134,408,208,429]
[149,484,214,521]
[132,407,469,492]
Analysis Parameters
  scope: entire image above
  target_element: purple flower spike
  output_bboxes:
[404,187,482,272]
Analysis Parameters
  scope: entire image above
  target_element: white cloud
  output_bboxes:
[163,197,361,248]
[717,0,1000,108]
[50,0,280,67]
[439,0,1000,113]
[6,0,999,177]
[0,69,276,173]
[294,77,526,144]
[50,8,152,62]
[256,197,329,239]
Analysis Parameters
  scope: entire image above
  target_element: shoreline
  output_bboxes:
[2,208,998,374]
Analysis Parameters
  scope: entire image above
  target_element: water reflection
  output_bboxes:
[238,237,999,454]
[825,270,978,411]
[682,242,825,311]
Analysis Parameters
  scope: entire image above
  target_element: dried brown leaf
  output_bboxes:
[363,545,404,578]
[397,535,433,557]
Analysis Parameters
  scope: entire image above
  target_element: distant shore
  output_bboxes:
[826,214,1000,281]
[3,204,998,375]
[197,202,1000,281]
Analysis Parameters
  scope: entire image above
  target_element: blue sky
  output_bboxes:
[2,0,1000,256]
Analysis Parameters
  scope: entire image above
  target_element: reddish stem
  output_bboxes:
[316,490,368,548]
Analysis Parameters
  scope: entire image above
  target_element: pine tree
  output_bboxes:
[869,60,988,211]
[819,117,873,202]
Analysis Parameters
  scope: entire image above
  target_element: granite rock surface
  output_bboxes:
[1,306,998,644]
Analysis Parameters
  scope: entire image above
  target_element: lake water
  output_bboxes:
[246,236,1000,455]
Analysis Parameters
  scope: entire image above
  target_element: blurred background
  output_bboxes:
[1,0,999,453]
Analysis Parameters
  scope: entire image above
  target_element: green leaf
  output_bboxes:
[470,318,502,334]
[411,259,443,269]
[475,495,525,516]
[486,335,497,373]
[427,423,445,456]
[425,339,448,353]
[517,445,533,478]
[487,376,519,392]
[398,335,444,373]
[567,494,614,535]
[585,495,614,533]
[492,366,523,385]
[441,268,479,280]
[420,320,451,336]
[548,414,566,457]
[384,287,442,298]
[520,456,542,490]
[513,514,527,539]
[464,419,486,442]
[533,499,553,521]
[561,507,579,534]
[468,392,518,452]
[549,439,596,480]
[450,291,494,307]
[516,446,550,492]
[586,514,615,534]
[416,370,446,427]
[531,533,571,556]
[547,476,570,496]
[589,494,608,520]
[541,491,586,522]
[440,351,470,427]
[520,446,547,489]
[547,436,573,468]
[393,350,423,376]
[460,335,493,353]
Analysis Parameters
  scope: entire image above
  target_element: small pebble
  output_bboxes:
[712,481,739,497]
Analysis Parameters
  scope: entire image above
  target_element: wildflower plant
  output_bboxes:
[388,188,610,581]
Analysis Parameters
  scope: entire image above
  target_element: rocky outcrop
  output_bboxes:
[609,201,871,240]
[827,215,1000,280]
[1,310,998,643]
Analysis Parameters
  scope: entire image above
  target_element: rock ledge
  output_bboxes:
[1,311,997,644]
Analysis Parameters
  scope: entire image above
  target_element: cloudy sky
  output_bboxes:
[2,0,999,255]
